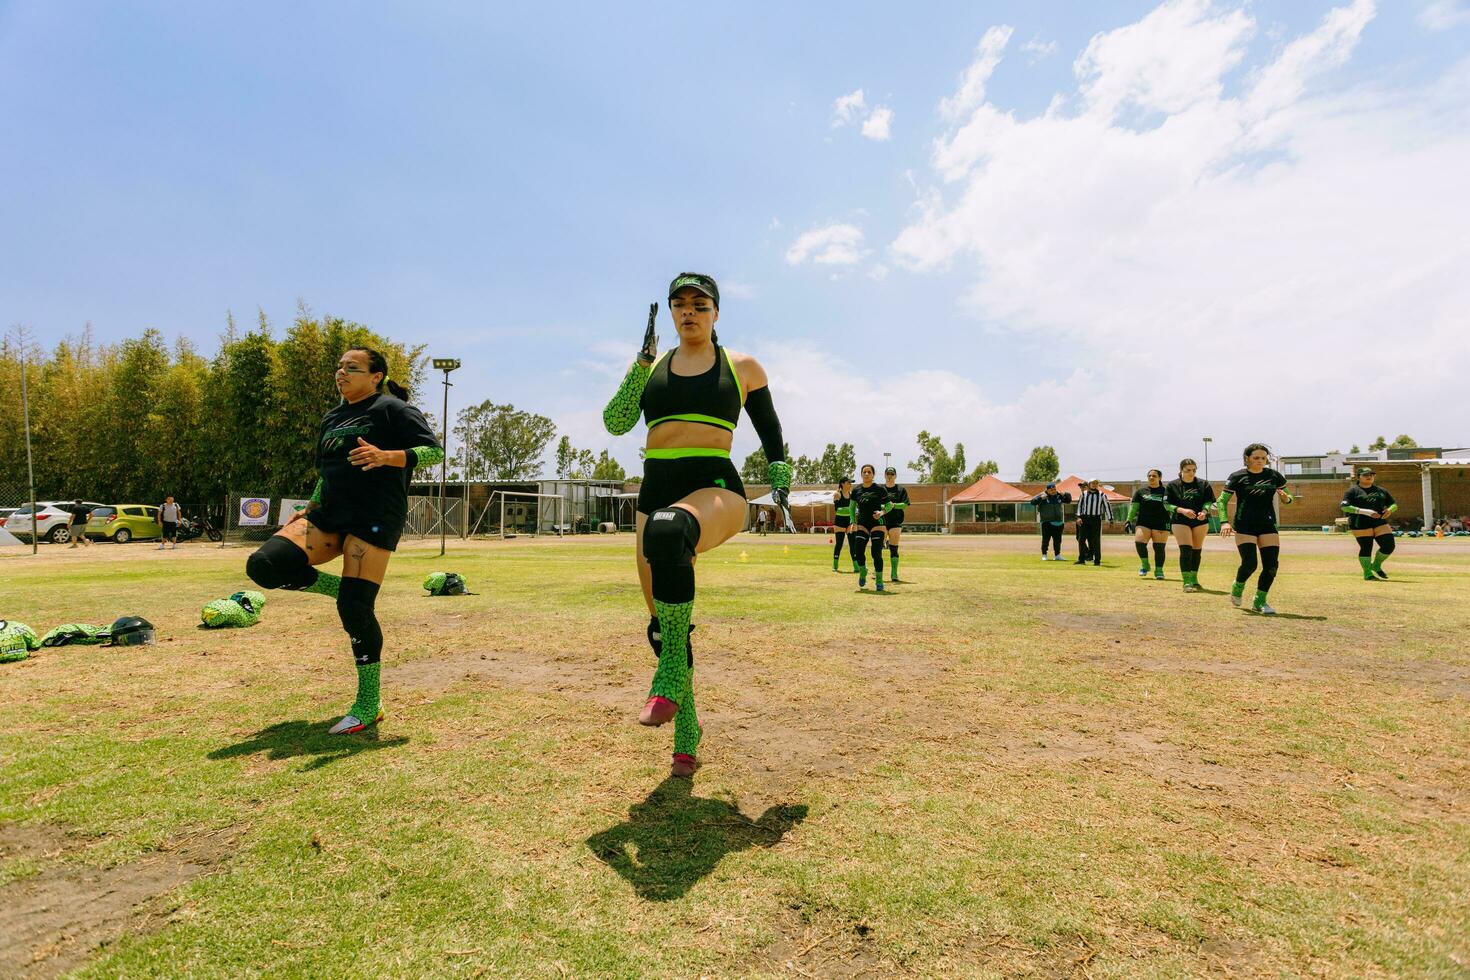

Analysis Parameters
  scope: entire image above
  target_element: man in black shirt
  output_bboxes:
[67,500,91,549]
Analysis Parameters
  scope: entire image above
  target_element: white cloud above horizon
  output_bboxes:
[1419,0,1470,30]
[785,223,868,266]
[861,106,894,140]
[832,87,894,141]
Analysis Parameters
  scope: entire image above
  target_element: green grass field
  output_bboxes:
[2,532,1467,977]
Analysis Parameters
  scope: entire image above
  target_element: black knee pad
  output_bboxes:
[336,578,382,665]
[1259,545,1279,574]
[1236,543,1258,578]
[246,535,317,591]
[1377,534,1395,555]
[644,508,700,567]
[1358,537,1374,557]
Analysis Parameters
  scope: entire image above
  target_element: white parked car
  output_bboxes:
[6,501,106,544]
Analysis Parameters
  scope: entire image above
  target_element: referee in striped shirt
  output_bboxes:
[1076,479,1113,566]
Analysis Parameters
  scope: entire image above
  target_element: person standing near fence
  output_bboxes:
[67,500,91,549]
[1031,483,1070,561]
[243,347,443,735]
[1076,480,1112,566]
[602,273,792,779]
[157,496,181,550]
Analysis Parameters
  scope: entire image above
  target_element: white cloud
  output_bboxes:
[785,223,868,266]
[1420,0,1470,30]
[861,106,894,141]
[890,0,1470,468]
[721,279,758,300]
[1021,36,1058,62]
[832,89,867,126]
[941,26,1013,122]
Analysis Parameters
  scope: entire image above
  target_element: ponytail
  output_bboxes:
[346,347,411,403]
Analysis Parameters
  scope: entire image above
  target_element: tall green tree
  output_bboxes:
[1022,446,1060,482]
[740,443,790,484]
[456,401,555,480]
[554,435,597,479]
[818,442,857,484]
[909,430,981,483]
[591,450,626,481]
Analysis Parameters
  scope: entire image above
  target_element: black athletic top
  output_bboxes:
[1221,467,1287,527]
[833,493,853,520]
[640,346,743,433]
[1130,486,1170,526]
[851,483,888,526]
[1342,484,1396,530]
[1165,478,1215,522]
[316,393,439,527]
[884,485,910,516]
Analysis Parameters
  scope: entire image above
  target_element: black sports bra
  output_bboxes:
[640,345,745,432]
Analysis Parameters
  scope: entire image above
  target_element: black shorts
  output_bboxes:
[306,506,404,551]
[1170,515,1209,529]
[637,456,746,515]
[1137,516,1169,532]
[161,521,178,540]
[1350,519,1392,533]
[834,518,851,530]
[853,521,883,536]
[1231,516,1278,537]
[882,512,905,530]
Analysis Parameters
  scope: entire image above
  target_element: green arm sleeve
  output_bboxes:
[310,478,324,505]
[768,460,792,490]
[407,446,445,468]
[1214,490,1233,518]
[1341,504,1359,515]
[892,501,908,510]
[1385,502,1398,515]
[1127,502,1139,521]
[603,362,651,435]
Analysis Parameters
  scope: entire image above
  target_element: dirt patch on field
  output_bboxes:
[0,824,237,978]
[1083,648,1470,698]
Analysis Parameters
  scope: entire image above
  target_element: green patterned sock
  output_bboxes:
[891,555,899,579]
[673,668,701,755]
[1358,556,1373,577]
[1231,581,1245,599]
[1253,589,1269,607]
[650,599,693,703]
[1370,552,1387,573]
[350,662,381,720]
[303,571,341,599]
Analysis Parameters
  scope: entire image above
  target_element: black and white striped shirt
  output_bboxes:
[1077,489,1113,520]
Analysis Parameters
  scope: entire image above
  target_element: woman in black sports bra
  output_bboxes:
[603,273,791,779]
[832,477,854,572]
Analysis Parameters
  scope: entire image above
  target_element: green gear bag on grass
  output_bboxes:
[201,590,267,628]
[423,572,468,596]
[40,623,111,647]
[1,620,42,663]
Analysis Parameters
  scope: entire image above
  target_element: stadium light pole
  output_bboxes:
[1202,437,1212,484]
[883,451,891,473]
[432,358,461,557]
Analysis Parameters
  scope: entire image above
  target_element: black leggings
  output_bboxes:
[850,528,870,566]
[834,529,847,560]
[870,535,884,577]
[1041,524,1062,555]
[1359,534,1395,557]
[1236,543,1280,592]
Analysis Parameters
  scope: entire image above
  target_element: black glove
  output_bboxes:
[638,302,658,365]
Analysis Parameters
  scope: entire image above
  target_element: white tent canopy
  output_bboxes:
[747,490,833,508]
[0,526,23,546]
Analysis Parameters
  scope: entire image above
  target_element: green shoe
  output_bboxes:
[1154,569,1164,580]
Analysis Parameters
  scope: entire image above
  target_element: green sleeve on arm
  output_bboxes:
[603,362,651,435]
[1214,490,1232,516]
[1164,502,1177,514]
[1385,503,1398,515]
[1127,502,1139,521]
[767,460,792,490]
[407,446,445,468]
[310,478,324,505]
[1341,504,1358,516]
[893,501,907,510]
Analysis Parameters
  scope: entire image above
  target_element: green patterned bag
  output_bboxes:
[423,571,468,596]
[40,623,110,647]
[201,590,267,628]
[0,620,41,663]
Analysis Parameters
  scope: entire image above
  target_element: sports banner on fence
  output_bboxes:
[238,498,271,526]
[278,499,310,525]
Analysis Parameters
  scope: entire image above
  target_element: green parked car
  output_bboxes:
[86,505,163,543]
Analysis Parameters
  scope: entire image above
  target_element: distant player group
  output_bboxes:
[830,466,909,591]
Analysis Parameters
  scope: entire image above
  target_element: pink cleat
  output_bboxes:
[639,696,679,726]
[671,753,700,778]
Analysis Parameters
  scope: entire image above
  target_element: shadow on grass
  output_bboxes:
[586,778,807,902]
[1238,611,1329,622]
[207,720,409,771]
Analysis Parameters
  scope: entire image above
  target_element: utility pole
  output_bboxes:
[1202,436,1212,485]
[432,358,461,557]
[20,338,37,555]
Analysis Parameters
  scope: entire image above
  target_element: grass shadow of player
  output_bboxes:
[1237,610,1329,622]
[207,720,409,772]
[585,777,807,902]
[855,589,898,597]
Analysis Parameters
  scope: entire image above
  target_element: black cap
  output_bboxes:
[884,466,897,475]
[668,272,719,308]
[1357,466,1375,475]
[1046,482,1056,489]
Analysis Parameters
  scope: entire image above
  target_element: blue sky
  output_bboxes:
[4,1,1468,480]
